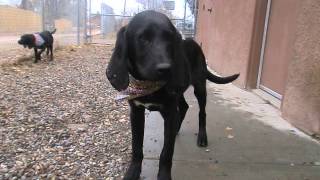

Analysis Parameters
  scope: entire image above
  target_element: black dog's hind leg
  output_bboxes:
[194,82,208,147]
[158,103,179,180]
[123,102,145,180]
[34,48,39,63]
[177,96,189,133]
[49,45,53,61]
[46,47,50,56]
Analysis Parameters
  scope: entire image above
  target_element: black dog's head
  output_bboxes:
[18,34,35,49]
[107,10,188,92]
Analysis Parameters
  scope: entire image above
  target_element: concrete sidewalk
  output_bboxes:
[140,83,320,180]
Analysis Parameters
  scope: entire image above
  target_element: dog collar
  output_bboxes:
[115,75,166,102]
[33,33,45,47]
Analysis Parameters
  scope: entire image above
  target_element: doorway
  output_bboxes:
[257,0,299,100]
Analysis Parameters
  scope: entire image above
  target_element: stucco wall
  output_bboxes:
[196,0,258,88]
[282,0,320,135]
[196,0,320,134]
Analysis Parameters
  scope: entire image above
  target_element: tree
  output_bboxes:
[19,0,34,10]
[186,0,196,14]
[19,0,43,13]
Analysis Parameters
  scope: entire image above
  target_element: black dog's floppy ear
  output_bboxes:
[106,26,129,91]
[167,32,190,94]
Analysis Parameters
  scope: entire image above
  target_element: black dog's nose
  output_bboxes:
[156,63,171,74]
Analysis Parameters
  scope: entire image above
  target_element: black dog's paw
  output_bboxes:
[197,129,208,147]
[123,162,142,180]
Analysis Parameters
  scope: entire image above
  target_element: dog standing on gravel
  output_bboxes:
[107,10,239,180]
[18,29,56,63]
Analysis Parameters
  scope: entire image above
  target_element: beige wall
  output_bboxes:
[196,0,320,134]
[55,19,73,33]
[0,5,41,33]
[0,5,73,34]
[196,0,260,88]
[282,0,320,134]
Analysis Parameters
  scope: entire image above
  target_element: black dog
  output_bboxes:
[107,11,239,180]
[18,29,56,63]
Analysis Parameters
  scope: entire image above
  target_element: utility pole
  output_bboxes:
[123,0,127,15]
[183,0,187,31]
[193,0,198,36]
[84,0,87,43]
[89,0,92,43]
[42,0,45,31]
[77,0,80,45]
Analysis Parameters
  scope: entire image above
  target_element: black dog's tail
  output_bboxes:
[50,29,57,34]
[206,70,239,84]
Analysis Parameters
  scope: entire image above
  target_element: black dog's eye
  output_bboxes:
[139,35,150,44]
[138,30,153,45]
[139,35,151,45]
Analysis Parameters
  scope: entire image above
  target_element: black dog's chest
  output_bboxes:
[131,89,174,111]
[133,100,163,111]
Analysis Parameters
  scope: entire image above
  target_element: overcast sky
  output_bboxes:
[0,0,192,19]
[0,0,20,5]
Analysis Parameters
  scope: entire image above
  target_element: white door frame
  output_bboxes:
[256,0,283,100]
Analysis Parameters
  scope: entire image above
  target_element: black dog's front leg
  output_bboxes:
[34,48,45,63]
[46,47,50,56]
[158,103,179,180]
[34,48,39,63]
[38,48,45,60]
[124,102,145,180]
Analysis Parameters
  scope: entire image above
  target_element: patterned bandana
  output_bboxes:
[33,33,45,47]
[115,75,166,102]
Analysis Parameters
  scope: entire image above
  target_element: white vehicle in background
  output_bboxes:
[175,21,194,31]
[175,21,195,39]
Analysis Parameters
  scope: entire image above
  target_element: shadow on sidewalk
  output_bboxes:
[141,84,320,180]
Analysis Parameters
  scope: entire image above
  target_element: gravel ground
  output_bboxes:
[0,45,131,179]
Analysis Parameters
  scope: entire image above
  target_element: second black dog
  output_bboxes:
[18,29,56,63]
